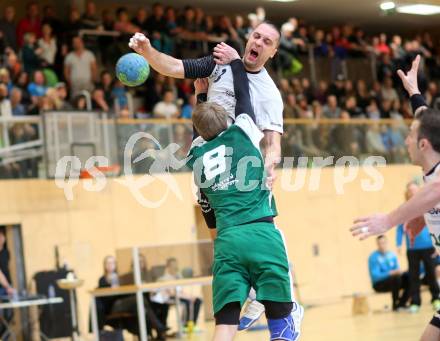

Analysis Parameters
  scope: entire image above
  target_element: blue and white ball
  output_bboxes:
[116,53,150,87]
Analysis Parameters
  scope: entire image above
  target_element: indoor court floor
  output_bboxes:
[168,292,435,341]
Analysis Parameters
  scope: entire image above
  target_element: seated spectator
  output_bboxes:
[380,98,393,119]
[72,94,88,110]
[16,2,41,48]
[283,93,299,119]
[330,111,361,157]
[368,235,409,311]
[396,182,440,313]
[64,36,97,98]
[38,23,57,67]
[92,88,110,112]
[153,90,179,118]
[28,94,55,115]
[180,94,196,119]
[54,82,73,110]
[323,95,341,119]
[0,84,12,117]
[99,71,114,106]
[0,68,13,93]
[27,70,47,105]
[366,99,381,120]
[365,123,388,156]
[380,77,399,103]
[15,72,31,105]
[373,33,391,56]
[344,96,364,118]
[21,32,42,75]
[97,255,167,339]
[425,81,440,109]
[10,88,26,116]
[111,80,128,111]
[0,6,17,52]
[151,258,203,330]
[5,50,22,81]
[356,79,371,112]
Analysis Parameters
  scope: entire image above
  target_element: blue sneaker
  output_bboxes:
[268,303,304,341]
[238,300,265,330]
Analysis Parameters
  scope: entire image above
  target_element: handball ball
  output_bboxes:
[116,53,150,87]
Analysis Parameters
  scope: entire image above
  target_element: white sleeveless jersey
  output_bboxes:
[207,64,284,134]
[424,163,440,249]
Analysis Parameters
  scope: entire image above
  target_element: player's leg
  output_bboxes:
[212,227,251,339]
[213,302,241,341]
[421,248,440,309]
[421,312,440,341]
[246,222,303,340]
[408,249,422,311]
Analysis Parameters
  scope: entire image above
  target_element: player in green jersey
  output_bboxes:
[187,46,302,341]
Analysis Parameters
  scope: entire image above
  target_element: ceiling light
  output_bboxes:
[397,4,440,15]
[380,2,396,10]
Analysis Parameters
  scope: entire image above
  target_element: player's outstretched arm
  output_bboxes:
[129,33,216,79]
[351,177,440,240]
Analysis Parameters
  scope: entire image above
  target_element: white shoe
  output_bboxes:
[291,302,304,340]
[238,300,265,330]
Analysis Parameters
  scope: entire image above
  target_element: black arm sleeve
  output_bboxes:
[182,55,216,79]
[410,94,428,116]
[230,59,255,123]
[198,190,216,229]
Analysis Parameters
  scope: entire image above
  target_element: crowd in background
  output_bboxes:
[0,1,440,177]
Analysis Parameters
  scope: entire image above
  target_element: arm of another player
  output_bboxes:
[351,177,440,240]
[213,42,255,122]
[129,33,215,79]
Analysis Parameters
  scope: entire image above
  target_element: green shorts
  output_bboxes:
[212,222,293,314]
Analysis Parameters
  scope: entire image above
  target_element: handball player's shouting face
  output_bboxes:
[243,23,279,72]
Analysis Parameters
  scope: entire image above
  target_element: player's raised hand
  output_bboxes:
[397,54,421,97]
[350,213,392,240]
[194,78,209,96]
[213,42,240,65]
[128,32,152,56]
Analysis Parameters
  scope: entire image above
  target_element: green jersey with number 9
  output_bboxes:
[187,113,277,230]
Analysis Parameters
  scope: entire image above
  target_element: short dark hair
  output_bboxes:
[416,108,440,153]
[116,7,127,17]
[377,235,386,241]
[166,257,177,266]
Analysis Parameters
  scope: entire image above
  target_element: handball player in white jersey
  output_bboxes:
[351,55,440,341]
[129,22,303,332]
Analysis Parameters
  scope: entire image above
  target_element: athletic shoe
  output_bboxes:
[268,303,304,341]
[409,304,420,313]
[291,302,304,341]
[433,300,440,311]
[238,300,265,330]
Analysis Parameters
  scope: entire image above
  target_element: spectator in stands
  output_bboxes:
[323,95,341,118]
[16,2,41,48]
[38,23,57,67]
[355,79,371,112]
[54,82,72,110]
[313,29,330,57]
[147,3,167,38]
[72,94,87,110]
[396,182,440,313]
[81,0,101,30]
[0,68,12,92]
[98,70,114,106]
[330,110,361,157]
[373,33,391,56]
[426,81,440,109]
[41,5,63,40]
[380,77,399,103]
[111,80,128,111]
[180,94,196,119]
[4,49,22,81]
[10,88,26,116]
[21,32,42,75]
[64,8,81,45]
[92,88,110,112]
[114,7,140,35]
[27,70,47,105]
[64,36,97,98]
[0,84,12,117]
[366,123,388,157]
[132,7,149,34]
[0,6,17,52]
[369,235,409,311]
[152,258,203,330]
[344,95,364,118]
[153,90,179,118]
[28,94,54,115]
[283,93,299,119]
[15,72,31,105]
[380,98,393,119]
